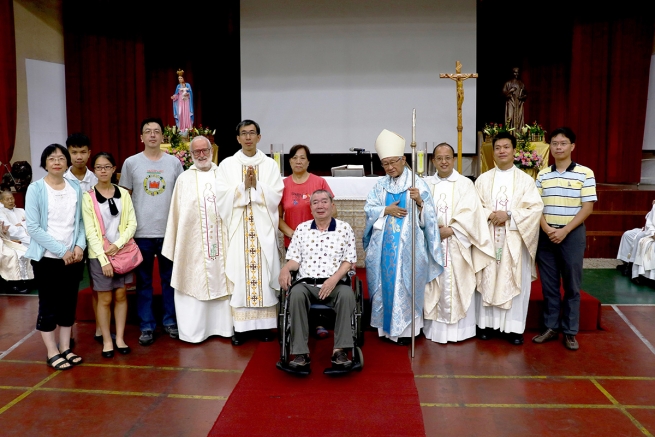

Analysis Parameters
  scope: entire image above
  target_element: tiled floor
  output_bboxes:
[1,266,655,436]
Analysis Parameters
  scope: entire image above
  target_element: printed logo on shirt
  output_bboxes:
[291,191,310,206]
[143,171,166,196]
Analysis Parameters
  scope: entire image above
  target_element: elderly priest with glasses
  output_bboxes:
[363,129,443,345]
[162,136,232,343]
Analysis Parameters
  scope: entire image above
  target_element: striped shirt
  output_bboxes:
[536,162,597,227]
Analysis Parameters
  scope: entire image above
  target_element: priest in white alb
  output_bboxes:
[0,190,30,246]
[423,143,495,343]
[617,200,655,278]
[216,120,284,346]
[474,132,543,345]
[162,136,232,343]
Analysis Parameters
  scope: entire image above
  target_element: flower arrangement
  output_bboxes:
[163,125,183,149]
[514,147,543,169]
[520,121,546,142]
[483,121,514,140]
[189,125,216,138]
[166,143,194,170]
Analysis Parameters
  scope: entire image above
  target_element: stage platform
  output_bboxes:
[586,183,655,258]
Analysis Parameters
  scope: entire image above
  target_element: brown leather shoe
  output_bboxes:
[564,334,579,351]
[532,329,558,344]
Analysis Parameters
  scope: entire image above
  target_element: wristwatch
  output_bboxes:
[506,211,512,218]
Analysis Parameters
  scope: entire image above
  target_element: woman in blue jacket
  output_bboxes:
[25,144,87,370]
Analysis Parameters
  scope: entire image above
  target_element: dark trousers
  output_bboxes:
[134,238,175,332]
[536,224,586,335]
[289,282,355,355]
[32,258,84,332]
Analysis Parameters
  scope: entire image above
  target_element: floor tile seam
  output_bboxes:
[420,403,617,409]
[414,375,655,380]
[0,385,228,400]
[0,360,243,373]
[0,370,61,415]
[590,378,654,437]
[0,330,37,360]
[603,304,655,307]
[611,305,655,356]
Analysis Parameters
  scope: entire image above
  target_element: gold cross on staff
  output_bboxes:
[440,61,478,173]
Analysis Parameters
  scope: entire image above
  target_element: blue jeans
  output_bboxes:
[134,238,176,332]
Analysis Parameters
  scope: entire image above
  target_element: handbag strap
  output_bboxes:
[88,189,107,237]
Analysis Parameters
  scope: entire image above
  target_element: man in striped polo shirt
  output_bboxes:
[533,127,597,351]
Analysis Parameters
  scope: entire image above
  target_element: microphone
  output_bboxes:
[349,148,367,152]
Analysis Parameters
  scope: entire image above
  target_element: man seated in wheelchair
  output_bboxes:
[278,189,357,370]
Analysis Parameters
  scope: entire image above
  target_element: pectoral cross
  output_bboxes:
[440,61,478,173]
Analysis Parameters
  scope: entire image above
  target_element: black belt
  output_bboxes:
[295,277,347,287]
[549,224,566,229]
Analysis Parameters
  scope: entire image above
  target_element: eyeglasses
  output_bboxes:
[239,130,258,138]
[191,148,211,157]
[433,156,453,162]
[380,157,403,168]
[46,156,67,163]
[94,165,114,171]
[550,142,571,147]
[143,129,162,135]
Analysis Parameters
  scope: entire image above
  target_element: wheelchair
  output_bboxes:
[276,270,365,376]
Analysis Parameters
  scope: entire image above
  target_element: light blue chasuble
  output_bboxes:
[363,168,444,337]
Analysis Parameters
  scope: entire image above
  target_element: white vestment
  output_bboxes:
[0,207,30,246]
[474,166,543,334]
[618,203,655,268]
[0,230,33,281]
[423,171,495,343]
[162,163,233,342]
[215,150,283,332]
[632,216,655,280]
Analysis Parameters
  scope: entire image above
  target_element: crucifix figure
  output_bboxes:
[440,61,478,173]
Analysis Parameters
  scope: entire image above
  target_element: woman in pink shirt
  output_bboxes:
[279,145,335,248]
[279,144,335,338]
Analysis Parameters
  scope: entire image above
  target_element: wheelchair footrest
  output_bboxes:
[323,361,362,375]
[276,361,311,376]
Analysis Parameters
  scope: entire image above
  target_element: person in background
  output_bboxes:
[64,133,99,345]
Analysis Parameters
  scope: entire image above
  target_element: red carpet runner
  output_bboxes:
[209,331,425,437]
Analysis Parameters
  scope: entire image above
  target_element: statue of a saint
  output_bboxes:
[171,69,194,131]
[503,67,527,131]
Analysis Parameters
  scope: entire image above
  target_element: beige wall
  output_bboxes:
[13,0,63,164]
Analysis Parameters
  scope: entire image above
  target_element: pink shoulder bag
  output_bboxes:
[89,189,143,274]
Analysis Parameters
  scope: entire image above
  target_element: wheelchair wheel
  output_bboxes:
[354,277,365,347]
[355,346,364,369]
[278,290,291,365]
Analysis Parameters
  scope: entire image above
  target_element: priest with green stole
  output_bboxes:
[474,132,543,345]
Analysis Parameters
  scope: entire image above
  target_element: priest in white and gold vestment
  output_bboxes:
[423,143,495,343]
[216,120,284,345]
[163,136,232,343]
[474,132,543,345]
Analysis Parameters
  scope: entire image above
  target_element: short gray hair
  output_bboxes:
[190,135,212,151]
[310,189,333,203]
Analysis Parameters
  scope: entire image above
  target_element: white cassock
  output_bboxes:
[631,205,655,280]
[162,163,233,343]
[215,150,283,332]
[423,170,495,343]
[474,166,543,334]
[0,207,30,246]
[617,203,655,273]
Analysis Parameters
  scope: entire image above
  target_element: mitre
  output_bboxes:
[375,129,406,159]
